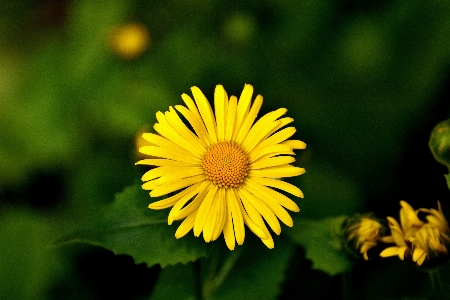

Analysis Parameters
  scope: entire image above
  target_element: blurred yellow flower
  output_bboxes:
[380,201,450,266]
[345,214,384,260]
[136,84,306,250]
[109,23,150,59]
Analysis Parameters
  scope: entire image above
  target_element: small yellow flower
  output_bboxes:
[109,23,150,59]
[380,201,450,267]
[345,214,384,260]
[136,84,306,250]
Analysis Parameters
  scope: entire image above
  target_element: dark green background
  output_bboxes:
[1,0,450,299]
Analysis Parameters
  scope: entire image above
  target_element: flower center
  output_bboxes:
[202,142,249,188]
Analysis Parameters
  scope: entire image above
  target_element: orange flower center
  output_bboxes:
[202,142,249,188]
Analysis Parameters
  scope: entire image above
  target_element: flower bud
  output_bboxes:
[429,119,450,167]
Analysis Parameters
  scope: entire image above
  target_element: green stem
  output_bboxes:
[428,269,443,293]
[202,247,242,300]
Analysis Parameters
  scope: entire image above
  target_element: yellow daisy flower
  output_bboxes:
[136,84,306,250]
[345,214,385,260]
[380,201,450,266]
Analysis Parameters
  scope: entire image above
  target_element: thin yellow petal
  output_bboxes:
[191,86,218,143]
[246,178,300,212]
[175,104,210,147]
[379,247,402,258]
[235,95,263,144]
[251,177,304,198]
[249,144,294,163]
[193,185,219,236]
[154,120,203,158]
[150,175,204,197]
[167,181,205,224]
[243,183,293,227]
[223,202,235,250]
[233,84,253,141]
[173,181,211,221]
[249,165,305,178]
[250,156,296,170]
[181,93,213,145]
[142,180,158,191]
[203,194,220,243]
[175,209,198,238]
[282,140,307,149]
[166,107,207,153]
[148,184,200,209]
[141,166,186,182]
[212,188,227,241]
[239,188,281,235]
[241,108,287,152]
[141,133,194,158]
[229,189,245,245]
[236,194,267,240]
[225,96,237,142]
[139,146,200,164]
[249,127,296,158]
[214,85,227,142]
[136,158,193,167]
[154,167,204,186]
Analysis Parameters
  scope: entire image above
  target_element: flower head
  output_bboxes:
[344,213,385,260]
[136,84,306,250]
[380,201,450,267]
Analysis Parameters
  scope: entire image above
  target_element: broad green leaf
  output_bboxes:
[210,236,296,300]
[54,184,211,268]
[150,263,197,300]
[286,216,352,276]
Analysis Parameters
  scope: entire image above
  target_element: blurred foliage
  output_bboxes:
[1,0,450,299]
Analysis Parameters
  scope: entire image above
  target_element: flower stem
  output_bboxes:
[428,269,443,294]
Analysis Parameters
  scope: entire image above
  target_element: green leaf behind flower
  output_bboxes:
[53,184,211,268]
[286,216,352,276]
[445,174,450,191]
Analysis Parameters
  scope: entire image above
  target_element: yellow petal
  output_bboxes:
[175,209,198,238]
[282,140,307,149]
[139,146,200,164]
[136,158,193,167]
[241,108,287,152]
[175,104,210,147]
[154,121,204,158]
[229,189,245,245]
[233,84,253,141]
[150,175,204,197]
[243,183,293,227]
[224,96,237,142]
[239,188,281,235]
[251,177,304,198]
[246,178,300,212]
[193,185,219,236]
[235,95,263,144]
[250,156,296,170]
[203,194,220,243]
[148,183,200,209]
[191,86,218,143]
[212,188,227,241]
[166,107,206,153]
[249,165,305,178]
[173,183,211,222]
[167,181,206,224]
[223,201,236,250]
[249,144,294,163]
[214,85,228,142]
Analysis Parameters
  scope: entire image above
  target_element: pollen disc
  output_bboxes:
[202,142,249,188]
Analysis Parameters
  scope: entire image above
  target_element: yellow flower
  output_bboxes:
[109,23,150,59]
[345,214,384,260]
[136,84,306,250]
[380,201,450,266]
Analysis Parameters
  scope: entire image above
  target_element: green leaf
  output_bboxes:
[209,236,296,300]
[286,216,352,276]
[150,263,197,300]
[445,174,450,191]
[54,184,211,268]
